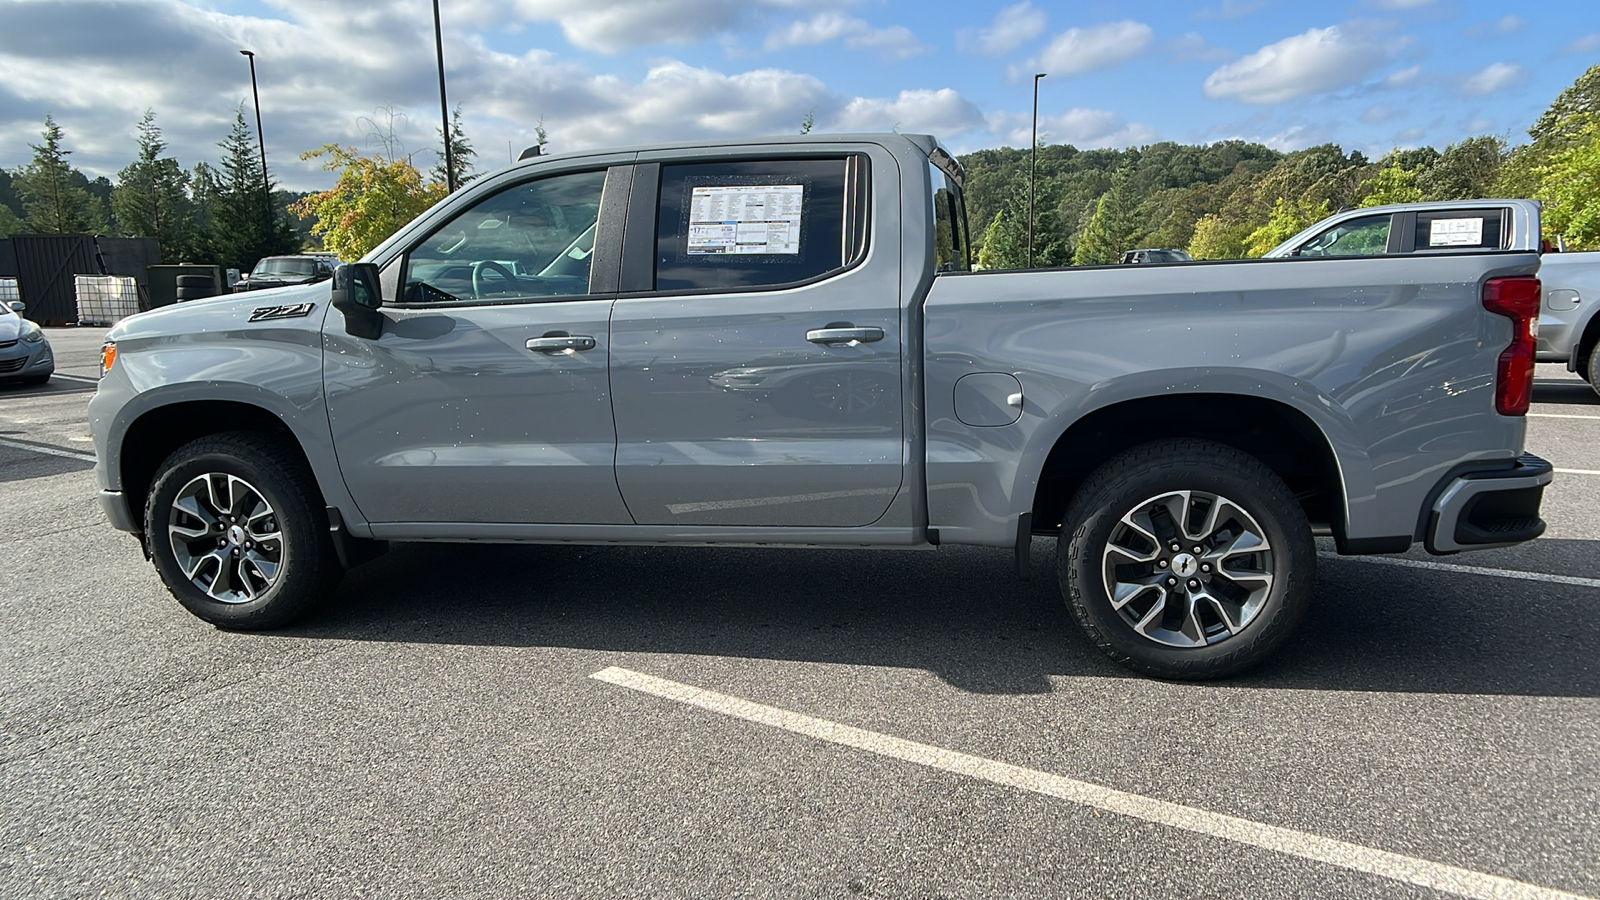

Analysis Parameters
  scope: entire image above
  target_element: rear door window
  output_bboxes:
[1413,209,1505,251]
[653,157,866,292]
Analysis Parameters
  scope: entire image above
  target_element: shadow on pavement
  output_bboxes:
[287,535,1600,699]
[1532,379,1597,406]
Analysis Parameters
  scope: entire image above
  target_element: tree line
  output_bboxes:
[3,64,1595,276]
[963,63,1600,268]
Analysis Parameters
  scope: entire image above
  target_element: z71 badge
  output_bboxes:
[248,302,316,322]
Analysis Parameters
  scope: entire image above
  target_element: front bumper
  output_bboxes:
[1425,454,1553,554]
[99,489,141,534]
[0,339,53,381]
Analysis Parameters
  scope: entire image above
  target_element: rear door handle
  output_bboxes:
[805,325,884,345]
[526,334,597,352]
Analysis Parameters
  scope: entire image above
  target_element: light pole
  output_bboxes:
[1028,72,1046,268]
[239,50,273,242]
[432,0,456,193]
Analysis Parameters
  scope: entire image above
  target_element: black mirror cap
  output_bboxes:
[331,263,383,340]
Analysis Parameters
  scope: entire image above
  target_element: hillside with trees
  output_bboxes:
[961,63,1600,268]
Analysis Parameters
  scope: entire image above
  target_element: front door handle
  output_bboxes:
[805,325,885,345]
[526,334,597,353]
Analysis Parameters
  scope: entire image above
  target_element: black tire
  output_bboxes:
[1587,340,1600,399]
[1057,439,1315,680]
[144,432,341,629]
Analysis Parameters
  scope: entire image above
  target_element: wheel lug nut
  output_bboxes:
[1170,543,1181,553]
[1158,559,1169,569]
[1201,563,1211,573]
[1192,546,1202,555]
[1166,576,1177,586]
[1187,579,1199,589]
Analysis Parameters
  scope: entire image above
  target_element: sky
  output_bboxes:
[0,0,1596,191]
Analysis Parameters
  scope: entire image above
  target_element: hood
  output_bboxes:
[0,313,20,342]
[107,279,330,342]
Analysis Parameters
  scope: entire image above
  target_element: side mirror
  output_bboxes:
[7,301,23,313]
[331,263,383,340]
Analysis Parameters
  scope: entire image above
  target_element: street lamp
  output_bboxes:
[239,49,272,241]
[1028,72,1046,269]
[432,0,456,192]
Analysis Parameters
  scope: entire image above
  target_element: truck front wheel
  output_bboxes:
[1057,439,1314,679]
[143,432,341,629]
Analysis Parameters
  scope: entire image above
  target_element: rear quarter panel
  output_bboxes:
[924,253,1539,546]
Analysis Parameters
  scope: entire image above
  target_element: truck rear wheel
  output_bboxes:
[143,432,341,629]
[1587,341,1600,398]
[1057,439,1314,679]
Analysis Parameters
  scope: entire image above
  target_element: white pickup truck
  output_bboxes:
[1266,199,1600,395]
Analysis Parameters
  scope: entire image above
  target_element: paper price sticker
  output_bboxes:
[688,185,803,255]
[1429,217,1484,247]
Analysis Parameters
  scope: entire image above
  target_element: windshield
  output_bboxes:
[253,258,316,277]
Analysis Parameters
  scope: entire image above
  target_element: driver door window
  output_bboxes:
[1296,214,1392,257]
[401,169,607,304]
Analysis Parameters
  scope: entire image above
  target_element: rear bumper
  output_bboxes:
[1425,454,1552,554]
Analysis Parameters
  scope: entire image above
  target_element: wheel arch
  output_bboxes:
[1029,392,1350,545]
[1574,307,1600,381]
[110,389,352,535]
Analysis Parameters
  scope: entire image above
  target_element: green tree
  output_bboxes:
[1244,198,1330,257]
[112,110,193,262]
[1187,213,1253,259]
[1531,63,1600,145]
[210,108,299,272]
[1418,135,1504,200]
[1538,118,1600,248]
[1357,165,1424,207]
[432,104,478,189]
[1072,166,1139,265]
[0,205,25,237]
[13,114,106,234]
[293,144,447,259]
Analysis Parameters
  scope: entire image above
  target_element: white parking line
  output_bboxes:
[1555,468,1600,476]
[48,372,100,385]
[0,437,97,463]
[591,666,1593,900]
[1528,413,1600,420]
[1319,553,1600,590]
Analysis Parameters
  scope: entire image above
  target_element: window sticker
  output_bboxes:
[687,185,804,255]
[1429,217,1484,247]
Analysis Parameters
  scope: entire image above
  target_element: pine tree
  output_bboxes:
[112,110,194,262]
[1072,166,1139,265]
[14,114,106,234]
[209,108,298,273]
[432,105,477,189]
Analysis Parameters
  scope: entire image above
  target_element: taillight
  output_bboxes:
[1481,276,1540,416]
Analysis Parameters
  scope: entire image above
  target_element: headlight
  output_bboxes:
[101,341,117,377]
[20,326,44,344]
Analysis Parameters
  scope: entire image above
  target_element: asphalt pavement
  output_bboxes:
[1,326,1596,899]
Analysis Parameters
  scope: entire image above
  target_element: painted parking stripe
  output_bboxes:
[591,666,1593,900]
[1555,468,1600,476]
[0,437,96,463]
[48,372,100,385]
[1528,413,1600,420]
[1319,553,1600,590]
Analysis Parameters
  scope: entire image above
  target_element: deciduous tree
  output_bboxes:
[293,144,447,260]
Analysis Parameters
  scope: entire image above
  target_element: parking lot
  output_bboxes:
[2,326,1597,899]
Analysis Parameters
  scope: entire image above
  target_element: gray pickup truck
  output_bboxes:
[1265,199,1600,395]
[89,134,1553,679]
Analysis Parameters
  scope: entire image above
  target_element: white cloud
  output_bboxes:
[1191,0,1271,20]
[1361,104,1400,123]
[511,0,832,54]
[1462,62,1523,96]
[958,2,1047,56]
[1169,32,1234,62]
[989,107,1157,149]
[1468,117,1495,132]
[1563,33,1600,54]
[830,88,985,136]
[1382,65,1422,88]
[1032,21,1153,76]
[1203,25,1392,104]
[764,14,927,60]
[1366,0,1432,8]
[1495,15,1526,33]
